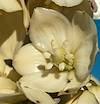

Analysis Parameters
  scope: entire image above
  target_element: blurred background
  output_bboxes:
[91,20,100,80]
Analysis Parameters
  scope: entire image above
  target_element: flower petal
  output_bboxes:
[19,82,55,104]
[29,7,71,53]
[0,31,19,59]
[0,11,25,59]
[88,86,100,103]
[0,77,26,103]
[0,0,22,12]
[0,54,5,75]
[64,71,90,91]
[0,77,17,93]
[13,44,46,76]
[77,91,99,104]
[19,71,68,93]
[19,0,30,29]
[51,0,84,7]
[72,11,98,81]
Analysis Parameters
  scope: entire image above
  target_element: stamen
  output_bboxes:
[59,62,66,71]
[45,62,53,70]
[43,52,51,59]
[66,65,73,71]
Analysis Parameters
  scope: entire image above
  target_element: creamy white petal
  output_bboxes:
[29,7,71,53]
[0,0,22,12]
[64,71,90,91]
[3,65,13,77]
[88,86,100,103]
[13,44,46,76]
[0,77,26,103]
[77,91,99,104]
[19,82,55,104]
[0,54,5,75]
[20,0,30,29]
[19,71,68,93]
[51,0,84,7]
[72,11,98,81]
[0,31,19,59]
[0,77,17,94]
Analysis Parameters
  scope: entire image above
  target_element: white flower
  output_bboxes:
[29,7,98,81]
[12,7,99,104]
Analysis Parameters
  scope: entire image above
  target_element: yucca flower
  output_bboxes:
[0,0,99,104]
[12,7,98,104]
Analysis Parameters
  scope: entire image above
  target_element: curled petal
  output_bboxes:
[0,0,22,12]
[72,11,98,81]
[13,44,46,76]
[29,7,71,53]
[19,71,68,93]
[51,0,84,7]
[19,82,55,104]
[19,0,30,29]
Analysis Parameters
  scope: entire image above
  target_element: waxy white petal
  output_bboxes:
[19,71,68,93]
[0,54,5,75]
[29,7,71,53]
[0,31,19,59]
[72,11,98,81]
[19,82,55,104]
[19,0,30,29]
[0,0,22,12]
[51,0,84,7]
[13,44,46,76]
